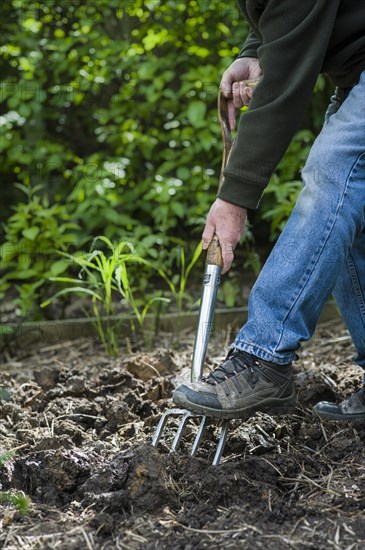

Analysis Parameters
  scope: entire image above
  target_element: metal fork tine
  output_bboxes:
[151,411,170,447]
[191,415,208,457]
[151,408,187,447]
[171,411,193,452]
[212,420,230,466]
[152,411,231,464]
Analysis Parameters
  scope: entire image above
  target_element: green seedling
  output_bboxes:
[0,452,31,514]
[0,491,31,514]
[42,237,169,354]
[156,240,203,314]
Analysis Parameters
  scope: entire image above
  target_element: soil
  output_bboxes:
[0,320,364,549]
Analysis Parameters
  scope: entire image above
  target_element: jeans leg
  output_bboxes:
[333,226,365,369]
[233,72,365,365]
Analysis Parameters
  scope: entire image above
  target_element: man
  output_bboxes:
[173,0,365,421]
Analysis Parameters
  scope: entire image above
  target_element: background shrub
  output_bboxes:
[0,0,333,319]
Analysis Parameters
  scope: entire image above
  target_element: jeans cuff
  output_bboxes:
[233,339,297,365]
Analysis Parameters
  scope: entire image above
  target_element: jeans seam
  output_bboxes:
[274,152,363,355]
[346,152,365,326]
[347,254,365,368]
[347,252,365,323]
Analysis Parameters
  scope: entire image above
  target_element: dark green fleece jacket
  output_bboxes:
[218,0,365,210]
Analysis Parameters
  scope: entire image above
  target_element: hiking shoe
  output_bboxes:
[314,386,365,421]
[173,348,296,420]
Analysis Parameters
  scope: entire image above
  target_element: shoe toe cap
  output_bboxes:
[173,384,222,410]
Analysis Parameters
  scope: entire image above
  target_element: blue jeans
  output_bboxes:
[234,70,365,371]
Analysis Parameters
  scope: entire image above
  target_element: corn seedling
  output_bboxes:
[42,237,169,354]
[157,240,203,313]
[0,452,31,514]
[0,491,31,514]
[134,240,201,346]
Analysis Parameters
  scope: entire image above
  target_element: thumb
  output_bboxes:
[202,222,215,250]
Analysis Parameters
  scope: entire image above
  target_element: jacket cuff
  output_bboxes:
[218,172,266,210]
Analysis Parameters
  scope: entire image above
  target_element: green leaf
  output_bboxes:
[176,166,190,180]
[185,240,203,280]
[186,101,207,127]
[41,287,102,308]
[171,202,185,218]
[0,491,31,514]
[49,260,69,277]
[22,227,40,241]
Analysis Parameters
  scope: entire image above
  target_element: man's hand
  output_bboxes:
[202,198,247,274]
[220,57,262,130]
[204,59,259,272]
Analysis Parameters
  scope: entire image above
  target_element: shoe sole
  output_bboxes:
[313,409,365,421]
[173,390,296,420]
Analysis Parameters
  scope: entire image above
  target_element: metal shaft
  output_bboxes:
[191,263,221,383]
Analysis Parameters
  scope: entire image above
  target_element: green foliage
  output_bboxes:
[1,0,251,316]
[42,237,161,353]
[0,491,30,514]
[42,237,171,353]
[0,184,78,318]
[42,236,203,353]
[1,0,247,239]
[156,240,203,313]
[1,0,332,318]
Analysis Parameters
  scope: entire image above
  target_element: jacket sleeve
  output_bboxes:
[238,29,261,59]
[218,0,341,210]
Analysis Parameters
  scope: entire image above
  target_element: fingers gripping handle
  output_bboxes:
[217,77,260,192]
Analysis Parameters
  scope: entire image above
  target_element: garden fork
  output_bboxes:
[152,79,260,465]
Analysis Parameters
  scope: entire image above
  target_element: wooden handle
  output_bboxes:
[206,78,260,266]
[217,90,233,189]
[206,234,223,267]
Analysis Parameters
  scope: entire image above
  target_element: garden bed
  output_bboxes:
[1,302,340,346]
[0,319,364,549]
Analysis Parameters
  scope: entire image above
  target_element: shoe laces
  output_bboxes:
[204,349,260,385]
